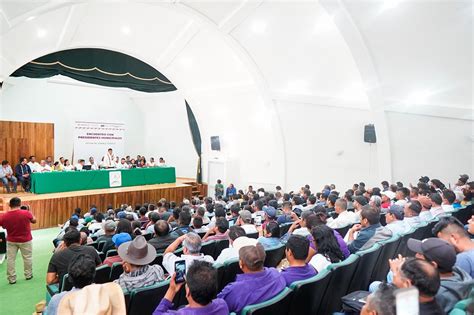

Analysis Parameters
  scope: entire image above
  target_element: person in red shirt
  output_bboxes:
[0,197,36,284]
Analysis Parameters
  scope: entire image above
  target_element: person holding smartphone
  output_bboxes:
[153,261,228,315]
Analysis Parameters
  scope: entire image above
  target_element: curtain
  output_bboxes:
[185,101,202,183]
[11,48,176,93]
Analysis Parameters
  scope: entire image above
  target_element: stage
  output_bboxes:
[0,178,207,229]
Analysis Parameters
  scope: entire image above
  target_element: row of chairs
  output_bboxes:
[126,243,287,314]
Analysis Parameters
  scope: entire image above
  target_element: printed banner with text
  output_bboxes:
[73,121,125,164]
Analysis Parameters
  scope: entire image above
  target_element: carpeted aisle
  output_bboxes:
[0,228,59,315]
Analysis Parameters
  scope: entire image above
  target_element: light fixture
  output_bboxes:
[121,26,131,35]
[37,28,47,38]
[250,20,267,34]
[26,16,36,22]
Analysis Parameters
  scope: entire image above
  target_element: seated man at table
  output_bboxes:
[87,156,99,170]
[15,157,31,192]
[0,160,17,193]
[37,160,52,173]
[153,261,229,315]
[217,243,286,314]
[27,155,40,173]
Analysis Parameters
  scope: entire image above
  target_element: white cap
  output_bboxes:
[381,191,396,200]
[233,236,259,252]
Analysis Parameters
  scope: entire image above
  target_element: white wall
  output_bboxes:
[0,76,144,161]
[387,111,474,186]
[132,92,197,178]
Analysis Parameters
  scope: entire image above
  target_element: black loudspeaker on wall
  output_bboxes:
[364,124,377,143]
[211,136,221,151]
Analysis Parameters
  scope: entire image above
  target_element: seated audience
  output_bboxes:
[418,195,434,222]
[327,199,359,229]
[0,160,17,193]
[45,254,96,315]
[407,237,473,313]
[162,232,214,274]
[430,193,445,218]
[257,221,281,249]
[380,191,395,210]
[146,212,161,234]
[96,220,116,254]
[309,224,344,272]
[217,243,286,314]
[288,210,313,237]
[281,235,317,286]
[433,217,474,278]
[361,283,396,315]
[153,261,228,315]
[102,233,132,267]
[385,204,408,235]
[395,187,409,206]
[114,235,165,291]
[203,217,229,241]
[347,206,392,253]
[390,256,444,314]
[261,206,277,231]
[148,220,178,253]
[192,216,209,234]
[236,210,258,234]
[441,189,456,213]
[215,226,247,264]
[172,207,193,236]
[277,201,294,224]
[47,229,101,285]
[307,212,350,259]
[138,207,149,228]
[403,200,422,230]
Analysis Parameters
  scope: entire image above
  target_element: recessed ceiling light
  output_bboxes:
[37,28,47,38]
[121,26,131,35]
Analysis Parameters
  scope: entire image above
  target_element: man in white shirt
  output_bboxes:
[417,195,433,222]
[158,157,166,167]
[395,188,409,207]
[36,160,52,172]
[327,199,359,229]
[102,148,116,168]
[74,159,85,171]
[237,210,258,235]
[430,193,445,218]
[0,160,17,193]
[216,227,253,264]
[116,158,129,169]
[87,157,99,170]
[162,233,214,274]
[403,201,422,231]
[441,190,456,213]
[27,156,40,173]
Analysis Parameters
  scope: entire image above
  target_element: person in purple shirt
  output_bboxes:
[281,235,317,286]
[153,261,228,315]
[217,243,286,314]
[305,214,350,259]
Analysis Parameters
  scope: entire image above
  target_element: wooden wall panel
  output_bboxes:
[0,120,54,166]
[21,185,193,229]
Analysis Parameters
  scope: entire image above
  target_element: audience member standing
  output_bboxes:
[0,197,36,284]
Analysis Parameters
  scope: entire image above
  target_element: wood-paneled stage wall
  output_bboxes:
[1,183,198,229]
[0,120,54,166]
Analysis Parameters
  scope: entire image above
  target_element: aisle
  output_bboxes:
[0,228,58,315]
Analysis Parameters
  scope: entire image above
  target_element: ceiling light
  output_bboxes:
[37,28,47,38]
[121,26,131,35]
[26,16,36,22]
[250,20,267,34]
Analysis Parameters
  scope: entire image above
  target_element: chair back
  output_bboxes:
[110,262,124,281]
[151,254,164,270]
[452,205,473,225]
[264,243,286,268]
[94,265,111,284]
[319,254,360,314]
[288,269,333,315]
[97,240,107,252]
[348,244,382,292]
[219,258,243,291]
[279,223,292,237]
[106,249,118,258]
[396,229,416,257]
[143,233,153,241]
[200,241,217,258]
[214,239,230,260]
[241,288,293,315]
[335,225,351,238]
[371,235,402,282]
[247,232,259,239]
[128,281,170,315]
[61,273,74,292]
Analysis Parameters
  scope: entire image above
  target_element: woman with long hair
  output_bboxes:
[309,224,344,272]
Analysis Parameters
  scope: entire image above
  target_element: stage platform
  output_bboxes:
[0,178,207,229]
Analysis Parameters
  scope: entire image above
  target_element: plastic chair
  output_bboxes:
[396,229,416,257]
[241,287,293,315]
[128,280,170,315]
[98,251,106,262]
[106,249,118,258]
[94,265,111,284]
[319,254,360,314]
[264,244,286,268]
[288,269,333,315]
[97,240,107,252]
[110,262,124,281]
[348,244,382,292]
[87,241,98,250]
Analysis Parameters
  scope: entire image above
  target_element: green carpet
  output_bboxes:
[0,227,59,315]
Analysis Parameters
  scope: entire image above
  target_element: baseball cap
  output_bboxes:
[112,232,132,248]
[104,220,117,232]
[388,204,404,220]
[233,236,259,252]
[239,210,252,223]
[90,208,97,215]
[417,196,432,210]
[117,211,127,219]
[407,238,456,272]
[381,191,396,200]
[84,216,93,223]
[263,206,277,219]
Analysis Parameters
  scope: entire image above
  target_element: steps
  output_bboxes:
[183,181,208,200]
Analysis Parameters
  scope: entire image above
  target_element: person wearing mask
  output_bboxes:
[153,261,229,315]
[217,243,286,314]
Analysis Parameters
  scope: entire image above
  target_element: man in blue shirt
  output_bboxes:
[347,206,389,253]
[226,184,237,198]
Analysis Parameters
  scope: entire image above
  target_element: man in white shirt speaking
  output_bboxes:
[102,148,116,168]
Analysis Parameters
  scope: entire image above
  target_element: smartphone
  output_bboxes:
[174,260,186,283]
[395,287,419,315]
